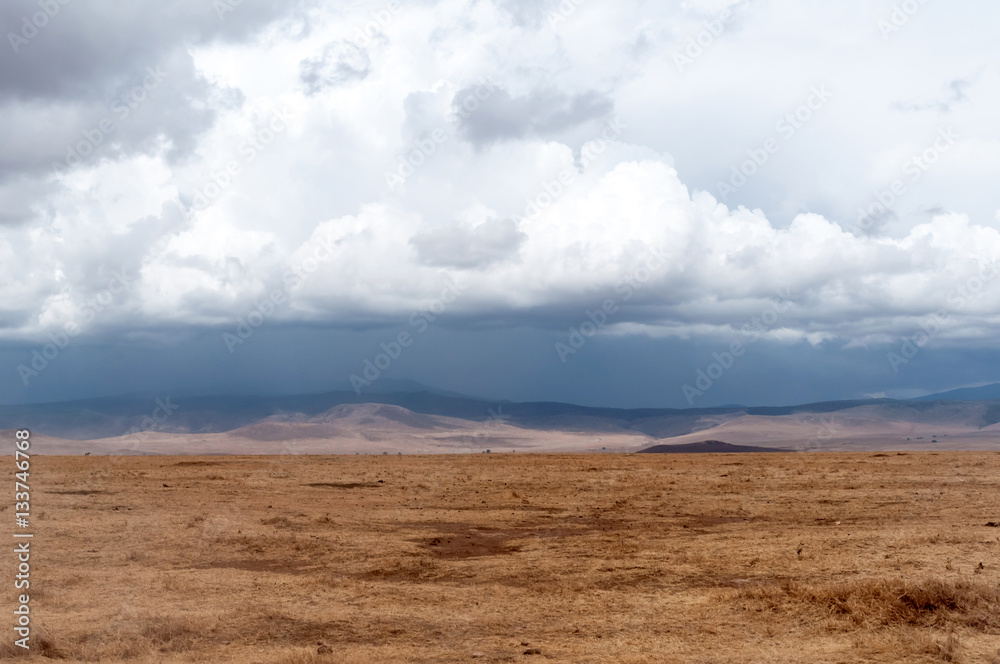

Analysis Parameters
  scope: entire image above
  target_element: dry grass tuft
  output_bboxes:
[247,647,336,664]
[69,615,204,660]
[936,632,964,663]
[0,623,64,659]
[851,629,967,664]
[736,577,1000,630]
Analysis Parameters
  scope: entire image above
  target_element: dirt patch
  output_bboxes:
[418,503,562,512]
[172,461,222,466]
[403,515,630,559]
[260,516,300,528]
[186,559,311,574]
[686,574,792,589]
[239,614,437,647]
[304,482,381,489]
[684,515,755,528]
[589,565,669,590]
[354,559,446,582]
[418,524,522,559]
[521,514,628,537]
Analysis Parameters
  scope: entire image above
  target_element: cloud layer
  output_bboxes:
[2,0,999,403]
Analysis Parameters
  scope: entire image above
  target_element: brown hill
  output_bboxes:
[638,440,784,453]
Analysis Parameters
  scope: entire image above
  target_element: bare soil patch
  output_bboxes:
[304,481,382,488]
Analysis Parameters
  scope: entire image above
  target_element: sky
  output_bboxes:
[1,0,999,408]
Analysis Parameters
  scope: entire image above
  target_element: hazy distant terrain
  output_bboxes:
[5,385,1000,454]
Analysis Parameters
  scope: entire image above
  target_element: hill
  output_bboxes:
[911,382,1000,402]
[638,440,783,453]
[2,390,1000,453]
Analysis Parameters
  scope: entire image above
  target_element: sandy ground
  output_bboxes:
[27,425,650,456]
[3,452,1000,663]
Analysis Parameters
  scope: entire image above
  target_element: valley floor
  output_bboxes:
[5,452,1000,663]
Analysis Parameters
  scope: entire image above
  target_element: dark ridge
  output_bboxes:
[637,440,787,454]
[911,382,1000,402]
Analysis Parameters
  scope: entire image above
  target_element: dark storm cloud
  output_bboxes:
[3,322,997,409]
[409,218,526,269]
[300,40,371,94]
[0,51,221,180]
[455,85,614,147]
[0,0,300,99]
[0,0,303,188]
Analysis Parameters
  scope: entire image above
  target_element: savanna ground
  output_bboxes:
[3,452,1000,663]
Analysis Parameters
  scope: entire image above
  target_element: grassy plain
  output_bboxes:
[3,452,1000,663]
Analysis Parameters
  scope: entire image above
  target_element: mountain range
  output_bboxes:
[3,382,1000,454]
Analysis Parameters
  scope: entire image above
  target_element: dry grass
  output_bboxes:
[736,577,1000,629]
[4,452,1000,662]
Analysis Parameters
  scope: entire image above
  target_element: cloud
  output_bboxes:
[0,0,307,231]
[891,73,981,114]
[494,0,559,27]
[456,85,614,147]
[3,0,1000,407]
[0,1,292,100]
[300,41,371,94]
[410,217,526,269]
